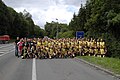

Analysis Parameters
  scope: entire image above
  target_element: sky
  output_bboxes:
[3,0,86,29]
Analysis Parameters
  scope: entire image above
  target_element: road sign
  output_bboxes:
[76,31,84,38]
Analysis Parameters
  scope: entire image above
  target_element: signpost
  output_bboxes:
[76,31,84,39]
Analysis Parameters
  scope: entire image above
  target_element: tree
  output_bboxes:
[69,0,120,58]
[58,31,74,38]
[45,21,70,38]
[0,0,10,35]
[0,0,43,38]
[34,25,46,38]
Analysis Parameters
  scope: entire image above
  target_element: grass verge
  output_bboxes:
[77,56,120,75]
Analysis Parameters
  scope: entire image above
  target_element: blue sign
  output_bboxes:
[76,31,84,38]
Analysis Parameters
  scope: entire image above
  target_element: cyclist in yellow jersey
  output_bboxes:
[89,47,94,56]
[62,47,66,58]
[100,48,105,57]
[97,39,100,48]
[87,40,91,48]
[44,40,48,46]
[37,46,41,59]
[79,45,83,56]
[41,46,45,58]
[76,44,79,56]
[48,42,51,47]
[42,41,46,46]
[58,42,61,46]
[100,39,105,49]
[83,46,89,56]
[94,46,99,56]
[51,47,54,58]
[36,40,41,48]
[102,42,105,48]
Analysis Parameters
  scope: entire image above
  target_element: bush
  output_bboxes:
[58,31,74,38]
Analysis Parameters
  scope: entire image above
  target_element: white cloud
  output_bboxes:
[64,0,86,6]
[3,0,86,29]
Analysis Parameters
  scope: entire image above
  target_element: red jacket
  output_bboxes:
[17,41,23,53]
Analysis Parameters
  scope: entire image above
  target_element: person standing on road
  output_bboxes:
[17,38,24,57]
[14,37,20,57]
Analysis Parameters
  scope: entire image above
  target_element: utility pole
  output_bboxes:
[56,18,58,39]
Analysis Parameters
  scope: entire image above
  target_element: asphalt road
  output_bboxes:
[0,43,119,80]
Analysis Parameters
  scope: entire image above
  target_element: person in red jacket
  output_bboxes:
[17,38,24,57]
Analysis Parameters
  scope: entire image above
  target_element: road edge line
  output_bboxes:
[32,58,37,80]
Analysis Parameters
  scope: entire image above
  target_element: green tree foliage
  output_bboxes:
[0,0,44,38]
[0,1,10,35]
[69,7,87,36]
[45,21,72,38]
[45,22,56,38]
[58,31,74,38]
[34,25,46,38]
[69,0,120,58]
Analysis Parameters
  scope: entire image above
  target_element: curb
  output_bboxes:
[74,57,120,79]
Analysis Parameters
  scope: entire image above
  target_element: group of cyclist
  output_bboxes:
[14,37,107,59]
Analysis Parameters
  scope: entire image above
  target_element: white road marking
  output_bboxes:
[0,43,13,49]
[0,50,14,57]
[32,58,37,80]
